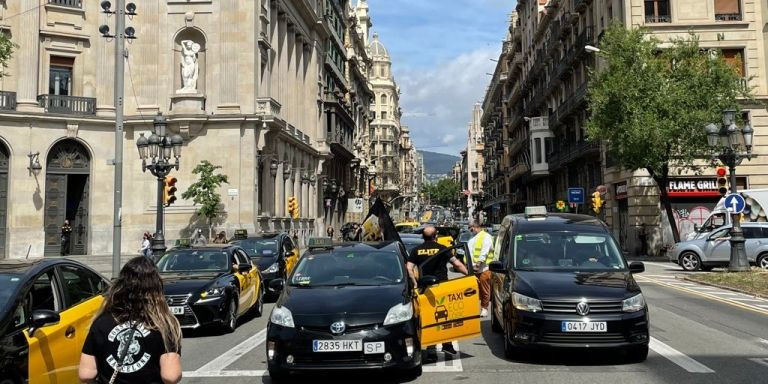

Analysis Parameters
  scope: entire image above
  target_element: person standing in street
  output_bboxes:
[191,229,207,246]
[406,226,468,355]
[79,256,182,384]
[326,225,334,239]
[61,219,73,256]
[467,221,494,317]
[212,231,228,244]
[140,232,152,259]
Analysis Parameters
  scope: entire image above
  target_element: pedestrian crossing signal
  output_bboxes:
[163,176,178,206]
[716,167,728,196]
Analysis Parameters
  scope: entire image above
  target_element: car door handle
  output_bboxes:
[65,326,76,339]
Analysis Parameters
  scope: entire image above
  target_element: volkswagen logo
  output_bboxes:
[330,321,346,335]
[576,301,590,316]
[166,297,174,306]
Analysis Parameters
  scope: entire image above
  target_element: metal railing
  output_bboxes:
[48,0,82,8]
[37,94,95,115]
[645,15,671,23]
[0,91,16,110]
[548,140,600,169]
[715,13,742,21]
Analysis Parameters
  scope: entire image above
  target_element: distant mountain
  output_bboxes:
[419,151,460,175]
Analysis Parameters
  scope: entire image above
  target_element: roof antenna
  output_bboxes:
[26,244,31,259]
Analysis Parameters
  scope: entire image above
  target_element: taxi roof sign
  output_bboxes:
[233,229,248,240]
[307,237,334,249]
[524,206,548,218]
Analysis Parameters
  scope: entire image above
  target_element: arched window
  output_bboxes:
[380,94,388,105]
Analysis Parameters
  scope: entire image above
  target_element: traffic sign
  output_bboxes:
[724,193,745,214]
[568,188,585,204]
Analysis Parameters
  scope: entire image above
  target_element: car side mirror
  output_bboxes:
[629,262,645,274]
[694,224,700,232]
[238,263,253,273]
[28,309,60,337]
[269,278,285,292]
[418,275,439,288]
[285,251,296,258]
[489,260,505,273]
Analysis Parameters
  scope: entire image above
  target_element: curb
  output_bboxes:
[679,275,768,300]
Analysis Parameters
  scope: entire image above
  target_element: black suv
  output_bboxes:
[488,207,649,362]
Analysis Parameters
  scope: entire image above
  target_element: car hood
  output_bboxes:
[514,270,640,300]
[161,273,221,295]
[280,285,406,327]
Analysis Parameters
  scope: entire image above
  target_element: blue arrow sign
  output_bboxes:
[724,193,746,214]
[568,188,585,204]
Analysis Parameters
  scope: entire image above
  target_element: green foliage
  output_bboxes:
[422,179,460,206]
[181,160,229,230]
[0,32,17,77]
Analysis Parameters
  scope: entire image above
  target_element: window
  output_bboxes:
[380,94,388,105]
[715,0,741,21]
[644,0,670,23]
[720,49,745,76]
[535,138,542,163]
[29,270,61,314]
[234,250,250,266]
[49,56,74,96]
[59,265,105,309]
[382,111,388,120]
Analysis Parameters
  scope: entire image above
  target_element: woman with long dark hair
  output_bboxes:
[79,257,182,384]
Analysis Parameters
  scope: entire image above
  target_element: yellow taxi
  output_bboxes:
[395,221,420,233]
[0,258,109,384]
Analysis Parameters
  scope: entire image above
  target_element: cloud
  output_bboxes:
[441,134,456,145]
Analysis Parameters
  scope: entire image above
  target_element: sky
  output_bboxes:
[367,0,513,156]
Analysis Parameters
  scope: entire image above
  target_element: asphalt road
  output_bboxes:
[179,262,768,383]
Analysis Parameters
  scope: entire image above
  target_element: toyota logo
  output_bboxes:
[576,301,590,316]
[330,321,346,335]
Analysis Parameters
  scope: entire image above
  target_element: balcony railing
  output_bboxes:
[715,13,742,21]
[48,0,82,8]
[37,94,95,115]
[548,140,600,169]
[0,91,16,110]
[645,15,671,23]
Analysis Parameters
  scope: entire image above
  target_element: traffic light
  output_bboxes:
[591,191,604,214]
[287,196,299,219]
[163,176,178,206]
[716,167,728,196]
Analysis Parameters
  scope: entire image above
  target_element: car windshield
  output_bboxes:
[513,231,626,271]
[0,274,22,311]
[232,238,279,259]
[458,232,473,242]
[156,250,230,273]
[402,239,423,252]
[290,251,404,287]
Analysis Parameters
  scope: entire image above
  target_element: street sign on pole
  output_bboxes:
[568,188,585,204]
[724,193,745,214]
[348,198,364,213]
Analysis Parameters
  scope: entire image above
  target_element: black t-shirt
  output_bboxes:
[407,240,450,281]
[82,314,180,384]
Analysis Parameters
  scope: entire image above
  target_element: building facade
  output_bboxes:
[475,0,768,256]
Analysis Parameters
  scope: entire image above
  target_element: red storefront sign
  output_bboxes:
[615,182,628,200]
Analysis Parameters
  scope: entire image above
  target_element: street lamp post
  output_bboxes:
[136,113,183,258]
[705,109,755,272]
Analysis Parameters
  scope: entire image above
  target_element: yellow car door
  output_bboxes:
[233,250,255,313]
[415,246,482,348]
[283,238,299,276]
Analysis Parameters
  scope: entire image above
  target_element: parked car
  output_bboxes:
[670,223,768,271]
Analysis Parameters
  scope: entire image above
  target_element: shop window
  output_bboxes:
[644,0,670,23]
[49,56,74,96]
[715,0,741,21]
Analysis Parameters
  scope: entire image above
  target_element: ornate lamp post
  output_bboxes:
[136,113,183,258]
[705,109,755,272]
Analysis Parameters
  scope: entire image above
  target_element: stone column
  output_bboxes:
[16,0,42,111]
[95,26,115,116]
[218,0,240,112]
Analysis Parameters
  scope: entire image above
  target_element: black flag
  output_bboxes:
[361,198,403,244]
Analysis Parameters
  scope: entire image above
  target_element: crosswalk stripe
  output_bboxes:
[195,328,268,372]
[424,342,463,372]
[649,337,715,373]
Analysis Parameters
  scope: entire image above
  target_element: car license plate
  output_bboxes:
[561,321,607,332]
[170,306,185,315]
[313,340,362,352]
[363,341,385,355]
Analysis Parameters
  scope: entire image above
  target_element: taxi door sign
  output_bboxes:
[417,276,481,347]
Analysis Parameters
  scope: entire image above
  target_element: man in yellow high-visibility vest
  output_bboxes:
[467,221,493,317]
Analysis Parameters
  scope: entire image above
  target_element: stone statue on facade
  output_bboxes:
[177,40,201,94]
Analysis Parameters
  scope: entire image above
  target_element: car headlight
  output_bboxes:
[200,286,225,298]
[265,262,280,274]
[270,306,295,328]
[383,302,413,326]
[622,293,645,313]
[512,292,542,312]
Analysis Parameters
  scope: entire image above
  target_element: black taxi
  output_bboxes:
[156,244,264,333]
[265,238,481,381]
[229,230,299,295]
[488,207,649,361]
[0,258,109,384]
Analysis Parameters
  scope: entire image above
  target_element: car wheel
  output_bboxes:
[679,252,702,271]
[502,309,518,360]
[758,253,768,270]
[490,297,502,334]
[223,297,238,333]
[401,364,422,380]
[268,367,288,382]
[255,284,264,317]
[627,345,649,363]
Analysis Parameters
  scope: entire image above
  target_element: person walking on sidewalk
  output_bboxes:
[467,221,494,317]
[191,229,207,246]
[79,256,182,384]
[212,231,228,244]
[140,232,153,259]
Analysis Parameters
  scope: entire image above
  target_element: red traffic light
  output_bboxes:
[716,167,726,177]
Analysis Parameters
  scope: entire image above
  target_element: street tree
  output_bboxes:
[586,23,753,243]
[182,160,229,238]
[0,33,17,76]
[422,179,460,207]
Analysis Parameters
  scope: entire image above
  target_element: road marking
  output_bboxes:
[184,370,266,377]
[749,358,768,369]
[649,337,715,373]
[424,342,463,372]
[636,276,768,316]
[642,262,675,268]
[195,328,268,372]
